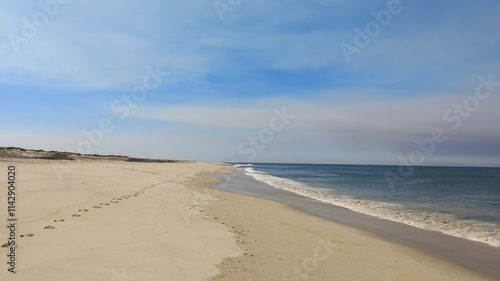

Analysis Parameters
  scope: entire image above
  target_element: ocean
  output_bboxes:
[233,163,500,247]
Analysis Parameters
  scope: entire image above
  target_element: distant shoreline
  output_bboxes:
[0,146,184,163]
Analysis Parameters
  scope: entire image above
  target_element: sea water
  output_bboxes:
[233,163,500,247]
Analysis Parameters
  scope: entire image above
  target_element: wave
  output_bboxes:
[233,164,253,168]
[239,167,500,247]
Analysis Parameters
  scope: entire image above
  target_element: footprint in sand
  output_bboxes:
[20,233,34,238]
[72,214,81,217]
[78,209,89,212]
[92,206,101,209]
[44,225,56,230]
[53,219,65,222]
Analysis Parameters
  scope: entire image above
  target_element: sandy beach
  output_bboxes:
[3,1,500,280]
[0,158,497,280]
[0,158,240,280]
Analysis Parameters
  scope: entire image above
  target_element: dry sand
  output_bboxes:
[0,159,241,280]
[0,159,496,280]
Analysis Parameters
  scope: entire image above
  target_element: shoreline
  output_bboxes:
[239,163,500,248]
[208,168,500,280]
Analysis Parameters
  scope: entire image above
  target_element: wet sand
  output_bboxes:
[210,170,500,280]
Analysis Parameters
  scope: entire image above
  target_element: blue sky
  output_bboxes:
[1,0,499,166]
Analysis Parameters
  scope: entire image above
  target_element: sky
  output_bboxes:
[1,0,499,166]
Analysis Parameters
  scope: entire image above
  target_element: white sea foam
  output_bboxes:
[239,166,500,247]
[233,164,253,168]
